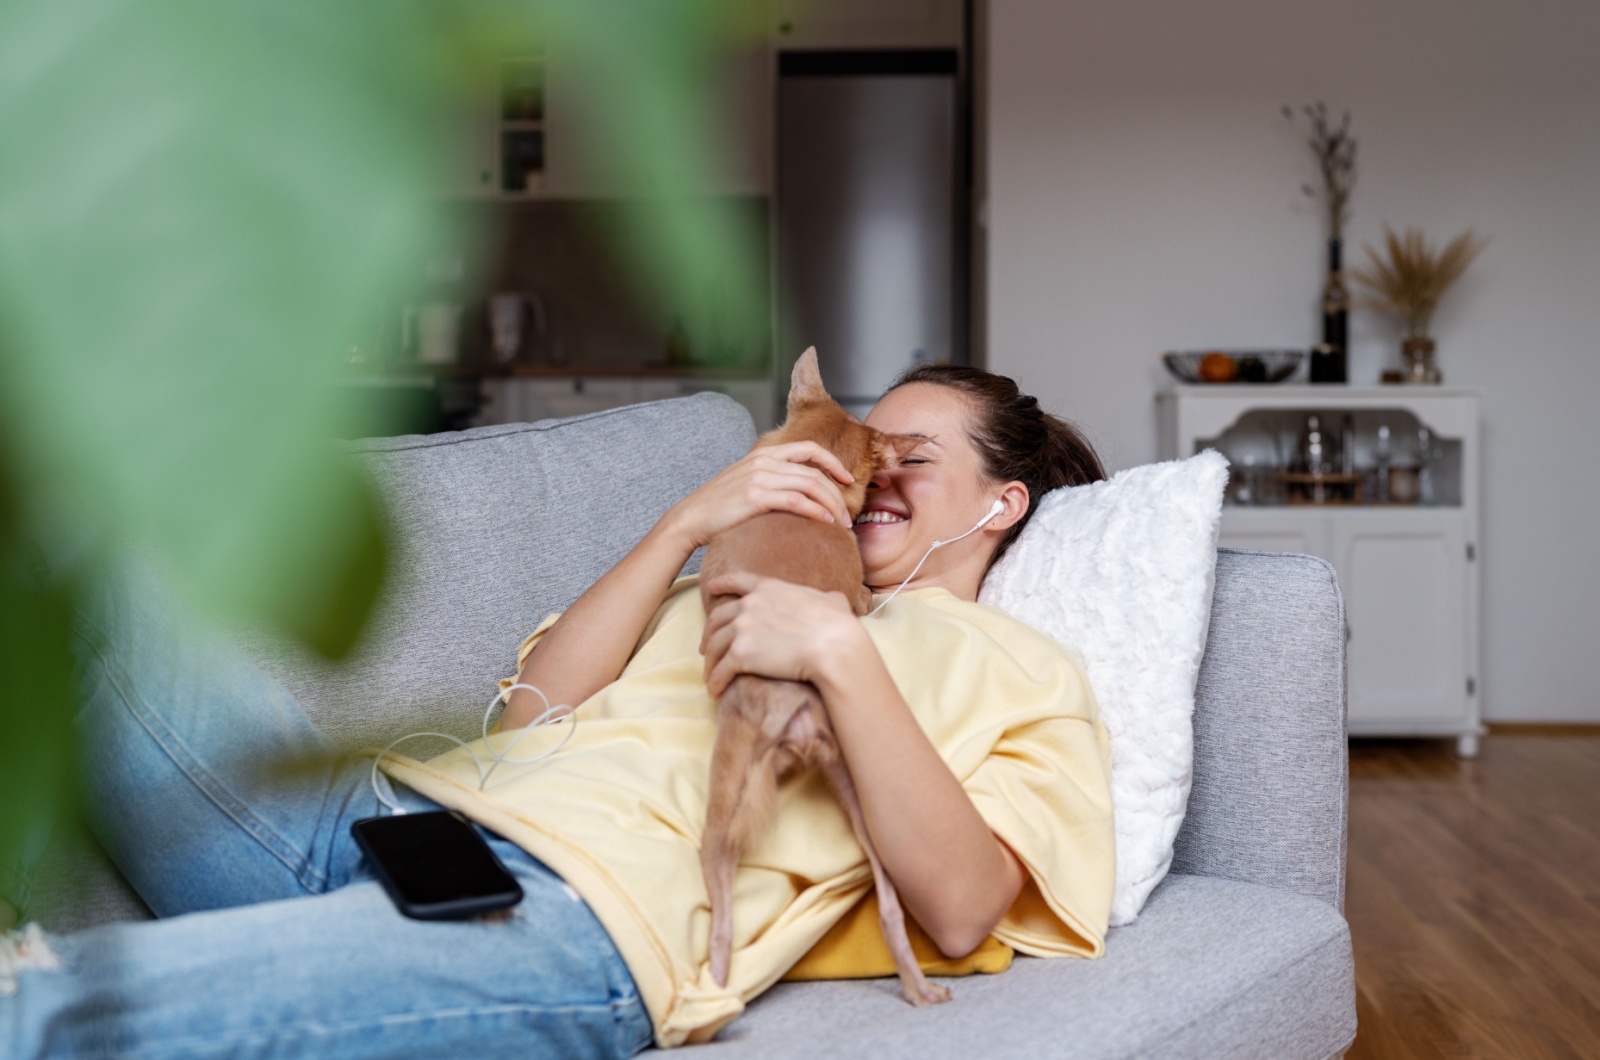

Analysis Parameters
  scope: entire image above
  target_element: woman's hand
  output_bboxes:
[700,572,861,697]
[661,442,854,553]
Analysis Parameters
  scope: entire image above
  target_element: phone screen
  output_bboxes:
[351,810,524,919]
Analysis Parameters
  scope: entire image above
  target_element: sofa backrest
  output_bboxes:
[1172,549,1349,912]
[241,392,757,749]
[248,395,1348,916]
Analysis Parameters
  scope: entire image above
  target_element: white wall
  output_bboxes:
[985,0,1600,722]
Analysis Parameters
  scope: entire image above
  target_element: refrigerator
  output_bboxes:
[776,49,967,419]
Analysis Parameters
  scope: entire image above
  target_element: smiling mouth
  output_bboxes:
[853,510,906,527]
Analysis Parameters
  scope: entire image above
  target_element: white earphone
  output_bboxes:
[866,498,1006,618]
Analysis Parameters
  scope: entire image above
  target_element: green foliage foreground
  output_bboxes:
[0,0,764,918]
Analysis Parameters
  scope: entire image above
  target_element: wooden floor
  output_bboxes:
[1345,732,1600,1058]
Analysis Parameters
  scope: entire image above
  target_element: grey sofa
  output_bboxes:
[30,392,1357,1058]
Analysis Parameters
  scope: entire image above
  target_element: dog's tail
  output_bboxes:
[701,676,795,987]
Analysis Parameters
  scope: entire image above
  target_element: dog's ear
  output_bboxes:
[873,432,924,469]
[787,347,827,412]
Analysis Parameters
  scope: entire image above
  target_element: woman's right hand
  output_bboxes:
[661,441,855,551]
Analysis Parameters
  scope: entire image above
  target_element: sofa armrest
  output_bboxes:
[1171,549,1349,912]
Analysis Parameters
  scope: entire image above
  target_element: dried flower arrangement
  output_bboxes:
[1352,226,1487,338]
[1285,102,1357,239]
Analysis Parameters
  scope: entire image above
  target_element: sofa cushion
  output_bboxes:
[23,824,153,933]
[239,393,757,750]
[694,873,1355,1059]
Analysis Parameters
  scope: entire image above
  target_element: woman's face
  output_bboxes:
[857,382,1004,594]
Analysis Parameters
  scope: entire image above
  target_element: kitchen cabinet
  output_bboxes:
[478,374,776,433]
[774,0,964,49]
[441,36,773,200]
[1334,513,1467,731]
[1159,386,1482,755]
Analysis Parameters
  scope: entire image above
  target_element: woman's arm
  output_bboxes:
[700,575,1026,958]
[502,442,855,730]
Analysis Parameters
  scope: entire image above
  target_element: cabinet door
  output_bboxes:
[478,378,638,425]
[637,378,776,433]
[536,378,636,419]
[1218,511,1327,559]
[437,69,498,197]
[1332,515,1467,727]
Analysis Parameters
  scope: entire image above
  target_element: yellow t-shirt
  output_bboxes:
[379,577,1113,1048]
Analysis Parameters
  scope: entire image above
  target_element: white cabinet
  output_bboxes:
[1160,386,1482,755]
[1333,514,1466,729]
[1213,509,1327,557]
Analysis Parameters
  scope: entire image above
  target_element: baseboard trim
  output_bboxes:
[1486,722,1600,737]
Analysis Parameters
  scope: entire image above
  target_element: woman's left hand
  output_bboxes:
[700,573,860,697]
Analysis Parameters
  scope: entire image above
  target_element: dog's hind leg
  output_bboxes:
[818,753,953,1007]
[701,689,778,988]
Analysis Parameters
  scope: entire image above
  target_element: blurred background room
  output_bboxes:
[5,0,1597,1055]
[335,3,1600,1047]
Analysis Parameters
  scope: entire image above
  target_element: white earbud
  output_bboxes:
[866,497,1008,618]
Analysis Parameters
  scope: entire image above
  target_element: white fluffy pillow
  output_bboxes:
[978,450,1227,926]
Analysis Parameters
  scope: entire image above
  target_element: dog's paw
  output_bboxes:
[903,977,953,1007]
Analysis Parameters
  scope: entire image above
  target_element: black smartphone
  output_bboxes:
[351,810,524,920]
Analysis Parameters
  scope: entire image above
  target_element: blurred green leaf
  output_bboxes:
[0,538,78,914]
[0,0,449,644]
[0,0,773,896]
[0,0,461,890]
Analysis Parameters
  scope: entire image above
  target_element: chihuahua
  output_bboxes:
[697,348,952,1006]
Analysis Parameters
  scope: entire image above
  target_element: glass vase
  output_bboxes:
[1401,337,1440,384]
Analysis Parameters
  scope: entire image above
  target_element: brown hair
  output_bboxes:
[887,365,1105,571]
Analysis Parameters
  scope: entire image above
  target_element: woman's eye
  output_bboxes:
[901,458,928,466]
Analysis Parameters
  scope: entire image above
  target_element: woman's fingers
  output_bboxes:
[768,470,857,528]
[671,448,852,547]
[701,623,735,684]
[698,578,856,695]
[703,571,762,600]
[747,464,851,526]
[766,441,853,484]
[699,594,742,655]
[706,653,740,699]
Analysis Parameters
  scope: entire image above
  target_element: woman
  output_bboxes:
[2,366,1111,1058]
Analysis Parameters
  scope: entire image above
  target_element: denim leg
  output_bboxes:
[67,558,402,915]
[2,849,653,1060]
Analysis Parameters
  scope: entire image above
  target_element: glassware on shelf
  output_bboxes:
[1374,424,1392,503]
[1418,427,1438,505]
[1288,413,1362,504]
[1231,453,1258,505]
[1186,403,1461,510]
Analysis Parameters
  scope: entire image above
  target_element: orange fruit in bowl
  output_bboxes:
[1199,351,1237,383]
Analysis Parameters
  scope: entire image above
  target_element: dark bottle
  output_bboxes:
[664,315,692,368]
[1311,238,1349,383]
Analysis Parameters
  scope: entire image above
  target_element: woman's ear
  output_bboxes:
[987,482,1031,532]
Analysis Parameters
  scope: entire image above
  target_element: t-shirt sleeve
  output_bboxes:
[961,713,1115,959]
[497,611,563,695]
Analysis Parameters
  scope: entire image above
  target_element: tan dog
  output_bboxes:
[697,348,952,1007]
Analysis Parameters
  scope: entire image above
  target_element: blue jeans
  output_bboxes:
[2,561,653,1059]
